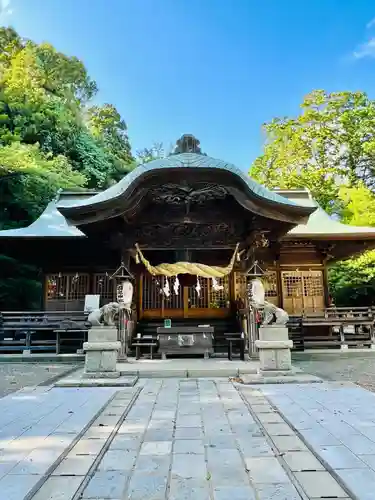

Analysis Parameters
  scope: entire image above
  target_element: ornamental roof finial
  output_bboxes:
[170,134,203,155]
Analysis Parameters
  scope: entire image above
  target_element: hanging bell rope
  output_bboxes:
[134,243,240,278]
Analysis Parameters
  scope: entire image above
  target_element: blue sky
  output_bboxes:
[2,0,375,170]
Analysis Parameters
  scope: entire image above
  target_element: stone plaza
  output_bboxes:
[2,365,375,499]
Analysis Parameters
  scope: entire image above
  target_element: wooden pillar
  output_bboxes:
[322,260,330,307]
[138,273,143,320]
[42,274,48,311]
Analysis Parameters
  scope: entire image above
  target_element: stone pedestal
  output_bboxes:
[83,326,121,378]
[255,326,293,373]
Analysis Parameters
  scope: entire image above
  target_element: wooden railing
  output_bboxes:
[0,311,89,354]
[302,307,375,349]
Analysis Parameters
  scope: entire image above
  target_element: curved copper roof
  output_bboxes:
[58,153,314,225]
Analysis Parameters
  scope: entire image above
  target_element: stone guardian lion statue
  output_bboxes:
[250,279,289,325]
[87,302,120,327]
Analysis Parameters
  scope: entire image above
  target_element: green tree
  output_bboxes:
[0,27,134,309]
[250,90,375,306]
[328,185,375,306]
[251,90,375,211]
[0,142,86,228]
[87,104,134,183]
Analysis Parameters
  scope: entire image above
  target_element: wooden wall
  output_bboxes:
[43,242,328,316]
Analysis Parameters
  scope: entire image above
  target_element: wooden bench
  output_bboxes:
[225,333,245,361]
[133,342,158,360]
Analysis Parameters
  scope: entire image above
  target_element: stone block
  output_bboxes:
[85,351,101,372]
[257,412,284,424]
[82,470,128,498]
[214,486,256,500]
[255,484,301,500]
[73,438,107,455]
[283,451,324,471]
[175,427,203,439]
[318,444,368,469]
[171,453,207,479]
[238,437,274,457]
[245,456,290,484]
[83,341,121,351]
[140,441,172,455]
[258,326,289,341]
[87,326,118,342]
[98,449,137,471]
[126,473,168,500]
[271,435,307,452]
[109,435,142,451]
[262,422,294,436]
[84,347,119,374]
[258,348,292,372]
[53,455,96,476]
[176,415,202,427]
[31,476,83,499]
[335,467,375,499]
[134,455,171,475]
[169,477,210,500]
[295,471,348,498]
[174,439,205,454]
[101,350,118,371]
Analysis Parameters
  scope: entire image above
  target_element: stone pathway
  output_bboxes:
[79,379,346,499]
[256,382,375,500]
[0,386,127,500]
[0,378,357,499]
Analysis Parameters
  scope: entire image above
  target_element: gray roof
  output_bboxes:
[58,153,302,210]
[1,186,375,241]
[0,192,93,238]
[277,190,375,238]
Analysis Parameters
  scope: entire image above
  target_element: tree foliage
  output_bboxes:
[251,90,375,211]
[0,26,134,229]
[250,90,375,306]
[0,27,135,309]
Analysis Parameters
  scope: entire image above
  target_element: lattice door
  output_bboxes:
[188,276,230,310]
[281,270,324,314]
[142,274,183,312]
[302,271,324,312]
[46,273,90,311]
[93,273,117,304]
[234,271,279,306]
[281,271,304,314]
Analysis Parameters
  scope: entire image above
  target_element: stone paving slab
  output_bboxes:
[117,359,259,378]
[78,378,348,499]
[0,377,361,499]
[0,386,121,500]
[255,381,375,499]
[54,369,138,387]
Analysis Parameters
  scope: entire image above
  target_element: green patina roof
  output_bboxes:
[57,153,302,210]
[277,190,375,238]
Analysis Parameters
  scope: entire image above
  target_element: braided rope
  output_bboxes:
[135,243,239,278]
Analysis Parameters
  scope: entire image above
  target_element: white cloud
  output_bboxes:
[353,38,375,59]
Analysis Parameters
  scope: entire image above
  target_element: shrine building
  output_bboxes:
[1,134,375,349]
